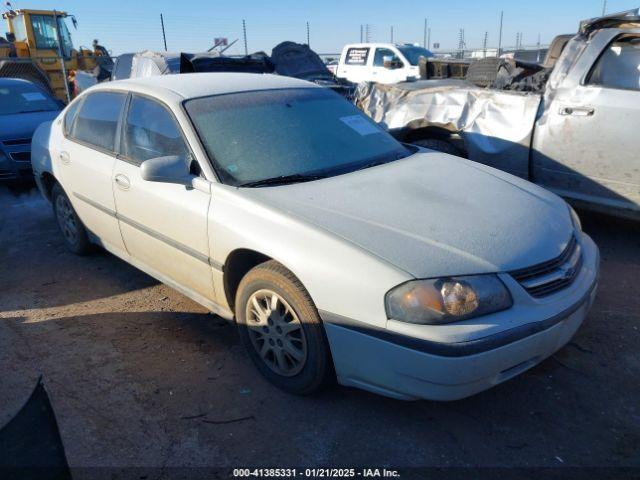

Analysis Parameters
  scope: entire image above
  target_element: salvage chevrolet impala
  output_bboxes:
[31,73,599,400]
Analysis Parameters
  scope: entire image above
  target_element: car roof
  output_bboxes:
[96,72,319,101]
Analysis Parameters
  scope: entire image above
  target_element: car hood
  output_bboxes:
[239,152,574,278]
[0,110,60,142]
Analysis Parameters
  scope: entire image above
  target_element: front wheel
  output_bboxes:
[235,260,333,395]
[51,183,91,255]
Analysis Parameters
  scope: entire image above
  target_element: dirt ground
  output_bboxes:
[1,183,639,477]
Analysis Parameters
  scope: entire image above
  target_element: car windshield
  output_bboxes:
[185,88,410,187]
[0,82,59,115]
[397,46,434,65]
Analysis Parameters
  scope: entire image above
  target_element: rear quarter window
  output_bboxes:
[63,98,82,136]
[72,92,126,152]
[345,48,370,66]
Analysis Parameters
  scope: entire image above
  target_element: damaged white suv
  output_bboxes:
[32,73,599,400]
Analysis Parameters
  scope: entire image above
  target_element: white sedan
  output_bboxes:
[32,73,599,400]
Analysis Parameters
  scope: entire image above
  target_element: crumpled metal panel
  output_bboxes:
[357,80,542,178]
[129,50,181,78]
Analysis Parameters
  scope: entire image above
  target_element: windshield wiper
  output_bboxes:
[238,172,328,188]
[353,151,410,173]
[17,109,55,114]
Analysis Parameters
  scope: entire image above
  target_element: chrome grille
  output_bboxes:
[510,236,582,298]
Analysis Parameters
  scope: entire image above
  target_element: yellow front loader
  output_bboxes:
[0,6,112,102]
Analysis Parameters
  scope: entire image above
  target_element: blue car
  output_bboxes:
[0,78,61,181]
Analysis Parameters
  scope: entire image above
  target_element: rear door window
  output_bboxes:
[121,95,189,165]
[345,47,370,66]
[72,92,126,152]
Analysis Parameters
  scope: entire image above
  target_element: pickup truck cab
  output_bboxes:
[336,43,433,84]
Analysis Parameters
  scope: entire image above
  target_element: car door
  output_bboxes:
[57,91,127,253]
[532,32,640,212]
[371,47,405,84]
[112,94,215,301]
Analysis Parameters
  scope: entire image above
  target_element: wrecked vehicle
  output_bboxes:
[32,73,598,401]
[113,42,355,98]
[357,10,640,219]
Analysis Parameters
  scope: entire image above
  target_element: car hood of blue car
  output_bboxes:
[0,110,60,143]
[240,151,575,279]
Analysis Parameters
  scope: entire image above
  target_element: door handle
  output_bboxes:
[114,174,131,190]
[559,106,595,116]
[59,151,70,164]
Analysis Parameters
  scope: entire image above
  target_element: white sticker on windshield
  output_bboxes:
[340,115,381,136]
[22,92,46,102]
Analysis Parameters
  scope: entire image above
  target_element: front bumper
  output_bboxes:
[322,233,599,401]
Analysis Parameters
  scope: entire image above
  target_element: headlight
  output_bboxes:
[569,205,582,232]
[385,275,512,325]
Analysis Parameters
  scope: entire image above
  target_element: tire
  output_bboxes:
[235,260,333,395]
[51,183,91,255]
[412,138,464,157]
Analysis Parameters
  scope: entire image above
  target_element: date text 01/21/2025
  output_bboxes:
[232,468,401,478]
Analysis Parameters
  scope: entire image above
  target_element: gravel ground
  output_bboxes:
[0,184,639,477]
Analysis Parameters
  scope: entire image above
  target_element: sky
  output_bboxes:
[4,0,640,56]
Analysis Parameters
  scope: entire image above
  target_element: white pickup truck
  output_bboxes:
[336,43,433,84]
[357,10,640,219]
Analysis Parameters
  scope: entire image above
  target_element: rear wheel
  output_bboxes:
[235,260,333,395]
[51,183,90,255]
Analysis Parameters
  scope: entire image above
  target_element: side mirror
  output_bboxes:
[140,155,192,186]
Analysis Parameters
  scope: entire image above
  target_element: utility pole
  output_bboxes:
[457,28,465,59]
[390,25,394,43]
[160,13,167,51]
[483,31,488,58]
[360,24,363,43]
[536,33,541,61]
[306,21,310,46]
[53,10,70,103]
[498,10,503,56]
[516,32,520,51]
[242,19,248,55]
[602,0,607,15]
[423,18,427,48]
[427,27,431,50]
[365,24,370,43]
